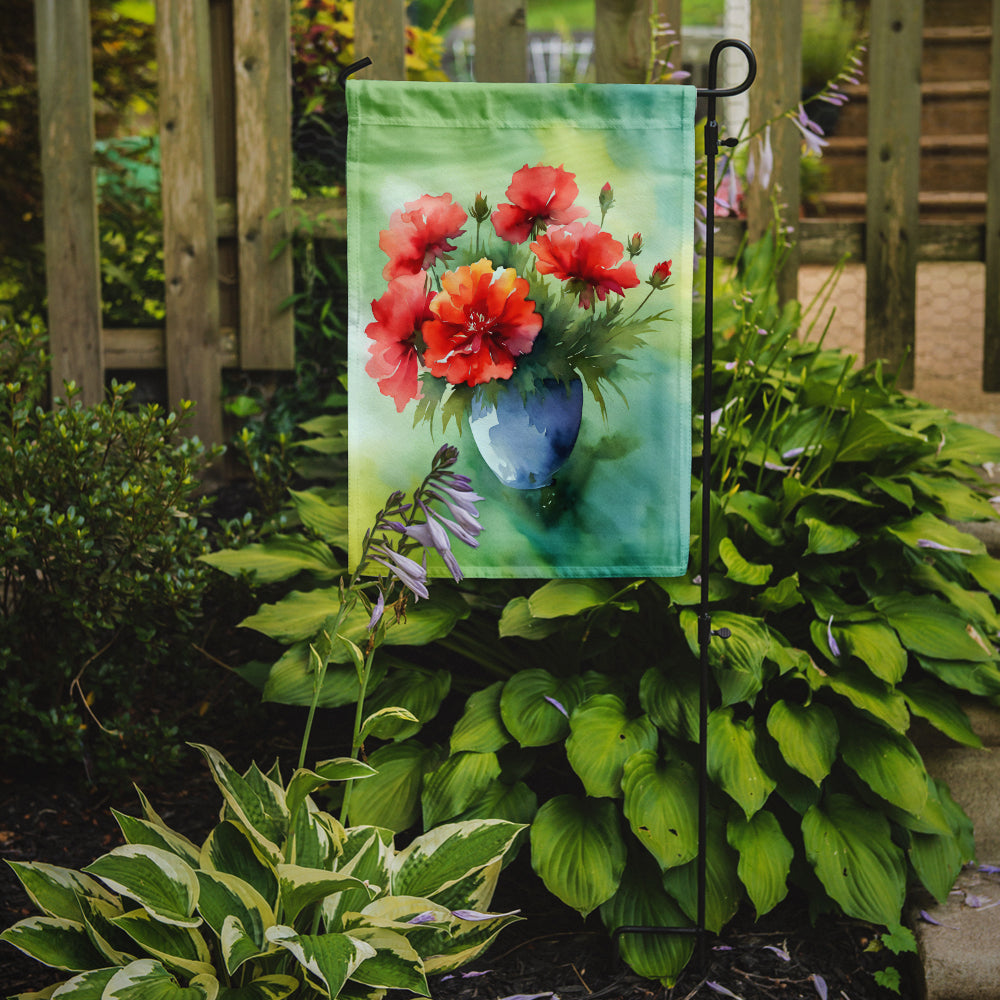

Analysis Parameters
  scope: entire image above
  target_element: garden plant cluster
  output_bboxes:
[4,2,1000,999]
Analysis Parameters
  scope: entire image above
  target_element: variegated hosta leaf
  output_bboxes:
[420,752,502,829]
[765,700,838,786]
[802,793,906,926]
[621,751,699,871]
[344,926,429,995]
[0,915,107,971]
[110,908,214,979]
[565,695,658,799]
[661,811,742,934]
[599,853,694,987]
[77,894,136,966]
[323,829,393,931]
[838,717,929,817]
[499,669,585,747]
[277,865,376,925]
[45,966,118,997]
[285,760,375,824]
[214,974,300,1000]
[706,707,776,819]
[112,811,201,868]
[102,958,218,999]
[4,861,118,922]
[726,810,793,917]
[200,822,278,910]
[529,795,626,917]
[420,860,501,917]
[421,906,523,975]
[391,820,524,901]
[288,801,344,870]
[195,871,274,974]
[347,740,443,832]
[450,682,511,754]
[83,845,200,928]
[191,746,288,863]
[265,926,376,998]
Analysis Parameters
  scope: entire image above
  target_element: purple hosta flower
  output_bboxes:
[827,615,841,658]
[746,125,774,191]
[407,911,438,925]
[919,909,958,929]
[367,590,386,630]
[811,974,828,1000]
[544,695,569,718]
[791,104,828,157]
[441,970,493,981]
[451,908,521,921]
[763,944,791,962]
[371,543,429,600]
[405,504,465,582]
[706,983,742,999]
[424,481,483,543]
[979,864,1000,874]
[917,538,973,555]
[715,157,741,215]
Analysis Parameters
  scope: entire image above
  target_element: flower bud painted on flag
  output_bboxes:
[627,232,643,258]
[469,191,491,223]
[648,259,672,288]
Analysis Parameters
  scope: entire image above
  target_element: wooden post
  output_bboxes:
[354,0,406,81]
[746,0,801,305]
[983,0,1000,390]
[474,0,527,83]
[864,0,923,389]
[157,0,223,444]
[233,0,294,369]
[594,0,661,84]
[34,0,104,405]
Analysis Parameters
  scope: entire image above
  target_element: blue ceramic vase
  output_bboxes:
[468,376,584,489]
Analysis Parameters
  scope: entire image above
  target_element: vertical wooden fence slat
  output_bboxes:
[34,0,103,405]
[660,0,682,71]
[594,0,657,84]
[864,0,923,390]
[233,0,294,369]
[746,0,801,304]
[983,0,1000,390]
[355,0,406,80]
[157,0,223,445]
[474,0,527,82]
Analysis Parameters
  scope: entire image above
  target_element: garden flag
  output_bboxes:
[347,80,696,578]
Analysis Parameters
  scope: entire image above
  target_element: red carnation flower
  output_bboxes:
[422,258,542,387]
[365,272,434,412]
[491,164,587,244]
[530,222,640,309]
[379,193,467,280]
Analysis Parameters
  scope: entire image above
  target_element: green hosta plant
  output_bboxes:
[1,743,523,999]
[341,234,998,985]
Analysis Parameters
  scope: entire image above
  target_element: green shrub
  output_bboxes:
[0,317,220,783]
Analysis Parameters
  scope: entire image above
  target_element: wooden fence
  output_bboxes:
[33,0,1000,445]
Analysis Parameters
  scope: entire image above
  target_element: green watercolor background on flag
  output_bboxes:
[347,80,695,578]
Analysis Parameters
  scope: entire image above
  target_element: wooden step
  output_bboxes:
[813,190,987,222]
[922,25,993,83]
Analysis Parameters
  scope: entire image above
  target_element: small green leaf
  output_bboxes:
[718,537,773,586]
[421,752,502,829]
[527,579,617,618]
[803,517,859,555]
[200,536,342,584]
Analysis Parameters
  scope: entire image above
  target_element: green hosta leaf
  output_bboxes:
[345,926,428,994]
[901,680,982,748]
[453,779,538,827]
[112,812,201,868]
[265,926,375,998]
[707,707,776,818]
[661,811,741,934]
[0,916,107,971]
[526,579,618,617]
[680,610,770,706]
[216,975,299,999]
[111,908,214,978]
[621,751,698,871]
[191,746,287,863]
[393,820,524,901]
[906,472,998,521]
[288,488,349,546]
[285,759,376,822]
[260,643,387,709]
[810,661,910,732]
[802,793,906,926]
[718,537,772,586]
[765,700,838,786]
[195,871,273,974]
[530,795,626,917]
[839,718,929,816]
[755,573,804,614]
[83,846,200,928]
[450,682,511,754]
[935,421,1000,464]
[499,670,584,747]
[277,865,374,925]
[4,862,118,923]
[566,695,658,798]
[200,822,278,910]
[835,410,927,463]
[916,655,1000,697]
[835,621,907,684]
[599,853,694,987]
[885,512,985,556]
[909,827,965,905]
[966,553,1000,597]
[639,664,699,742]
[421,751,502,828]
[724,490,785,546]
[497,596,565,639]
[200,536,342,584]
[102,959,218,999]
[727,811,793,918]
[347,740,442,832]
[910,562,1000,633]
[875,593,995,662]
[363,667,451,740]
[655,572,737,606]
[803,517,859,556]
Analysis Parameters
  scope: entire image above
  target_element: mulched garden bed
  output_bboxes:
[1,731,915,1000]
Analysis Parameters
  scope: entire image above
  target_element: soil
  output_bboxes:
[0,736,914,1000]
